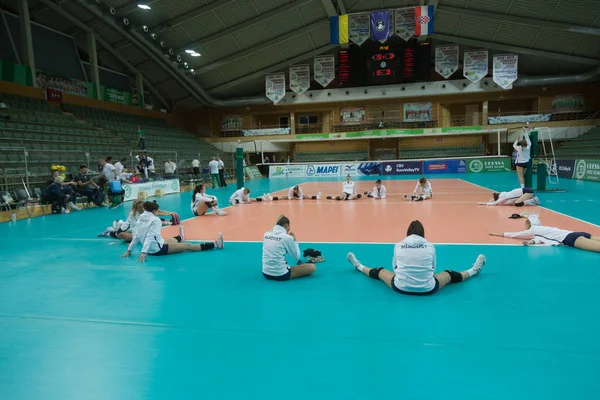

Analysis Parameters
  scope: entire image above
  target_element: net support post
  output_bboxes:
[525,130,538,189]
[236,145,244,189]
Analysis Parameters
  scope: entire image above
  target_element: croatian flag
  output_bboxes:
[415,5,434,36]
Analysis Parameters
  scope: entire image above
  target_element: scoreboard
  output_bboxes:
[338,39,431,87]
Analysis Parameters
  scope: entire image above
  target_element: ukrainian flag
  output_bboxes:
[330,14,349,44]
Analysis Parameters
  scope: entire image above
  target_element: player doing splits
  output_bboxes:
[271,185,321,201]
[404,177,432,201]
[326,175,362,201]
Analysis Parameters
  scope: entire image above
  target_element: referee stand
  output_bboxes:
[526,129,567,193]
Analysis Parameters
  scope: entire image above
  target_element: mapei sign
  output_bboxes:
[306,164,341,177]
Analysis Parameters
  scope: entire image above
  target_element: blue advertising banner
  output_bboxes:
[382,161,423,175]
[556,159,575,178]
[424,159,466,174]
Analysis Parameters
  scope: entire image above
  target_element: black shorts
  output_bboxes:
[562,232,591,247]
[391,277,440,296]
[343,192,351,200]
[149,244,169,256]
[515,162,529,168]
[263,269,291,281]
[522,187,534,194]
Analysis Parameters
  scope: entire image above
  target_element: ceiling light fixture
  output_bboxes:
[185,50,195,54]
[137,4,151,10]
[190,52,201,57]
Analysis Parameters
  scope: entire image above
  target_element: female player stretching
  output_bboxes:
[326,175,362,201]
[347,220,486,295]
[262,215,316,281]
[365,179,386,199]
[122,201,224,262]
[271,185,321,201]
[490,215,600,252]
[477,187,540,207]
[514,127,532,188]
[404,177,432,201]
[229,187,269,205]
[191,184,226,216]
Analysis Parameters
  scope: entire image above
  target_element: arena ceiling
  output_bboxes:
[2,0,600,110]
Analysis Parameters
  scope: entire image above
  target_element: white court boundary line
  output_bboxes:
[458,178,600,229]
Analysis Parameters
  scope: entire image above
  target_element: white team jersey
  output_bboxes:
[262,225,301,276]
[414,181,432,196]
[486,196,539,206]
[393,235,437,292]
[191,159,200,168]
[127,211,164,254]
[114,162,124,177]
[120,211,140,232]
[514,133,532,164]
[288,187,304,200]
[504,225,572,245]
[371,185,386,199]
[191,192,216,213]
[342,181,356,195]
[208,160,219,174]
[230,188,249,203]
[485,188,524,206]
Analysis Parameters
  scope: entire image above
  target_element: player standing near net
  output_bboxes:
[271,185,321,201]
[477,187,540,207]
[404,177,432,201]
[262,215,316,281]
[514,127,532,188]
[490,215,600,252]
[365,179,386,199]
[346,220,486,295]
[326,175,362,201]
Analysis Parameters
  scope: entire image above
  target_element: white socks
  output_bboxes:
[520,184,525,188]
[356,264,365,272]
[466,267,477,277]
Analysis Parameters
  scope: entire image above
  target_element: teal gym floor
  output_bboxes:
[1,172,599,400]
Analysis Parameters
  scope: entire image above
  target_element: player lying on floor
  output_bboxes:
[326,175,362,201]
[490,215,600,252]
[478,187,539,207]
[347,220,485,295]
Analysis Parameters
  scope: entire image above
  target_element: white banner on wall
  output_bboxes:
[435,45,459,79]
[349,13,370,45]
[314,55,335,87]
[124,179,180,202]
[269,165,306,178]
[463,50,488,84]
[493,54,518,89]
[394,8,415,41]
[289,65,310,96]
[340,107,366,124]
[306,164,341,177]
[404,102,433,122]
[242,128,291,136]
[265,73,286,103]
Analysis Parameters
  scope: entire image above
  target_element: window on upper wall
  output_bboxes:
[279,116,289,128]
[299,115,318,124]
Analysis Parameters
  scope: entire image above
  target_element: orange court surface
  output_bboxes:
[164,178,597,244]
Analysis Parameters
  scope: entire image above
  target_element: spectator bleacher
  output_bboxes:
[554,126,600,159]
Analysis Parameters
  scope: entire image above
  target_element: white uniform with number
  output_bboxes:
[414,181,432,197]
[503,226,571,245]
[288,187,304,200]
[262,225,301,276]
[393,234,437,292]
[343,181,356,195]
[127,211,164,254]
[514,132,532,164]
[230,188,249,204]
[371,185,387,199]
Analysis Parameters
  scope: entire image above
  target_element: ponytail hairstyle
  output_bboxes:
[143,200,160,213]
[192,184,205,201]
[407,220,425,238]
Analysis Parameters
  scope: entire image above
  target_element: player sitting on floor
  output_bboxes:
[478,187,540,207]
[490,215,600,252]
[98,199,180,239]
[365,179,386,199]
[122,201,223,262]
[272,185,321,201]
[229,187,271,205]
[404,177,432,201]
[262,215,316,281]
[326,175,362,201]
[191,184,226,216]
[347,220,486,296]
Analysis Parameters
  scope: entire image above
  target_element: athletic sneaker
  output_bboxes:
[266,193,273,201]
[471,254,486,275]
[316,191,322,200]
[61,208,70,214]
[215,232,224,249]
[229,199,237,206]
[179,225,186,241]
[69,202,80,211]
[532,196,540,206]
[216,210,227,216]
[403,194,409,200]
[347,252,360,270]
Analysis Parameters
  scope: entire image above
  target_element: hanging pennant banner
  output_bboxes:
[463,50,488,84]
[348,13,370,45]
[265,73,286,104]
[289,65,310,96]
[371,10,392,43]
[435,45,459,79]
[314,55,335,87]
[493,54,518,89]
[394,8,415,41]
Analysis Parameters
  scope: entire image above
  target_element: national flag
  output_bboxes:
[330,14,349,44]
[415,5,435,36]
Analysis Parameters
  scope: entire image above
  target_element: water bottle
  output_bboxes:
[11,212,16,223]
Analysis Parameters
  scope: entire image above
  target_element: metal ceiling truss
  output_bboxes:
[38,0,170,110]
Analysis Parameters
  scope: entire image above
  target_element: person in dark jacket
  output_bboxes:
[42,176,72,214]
